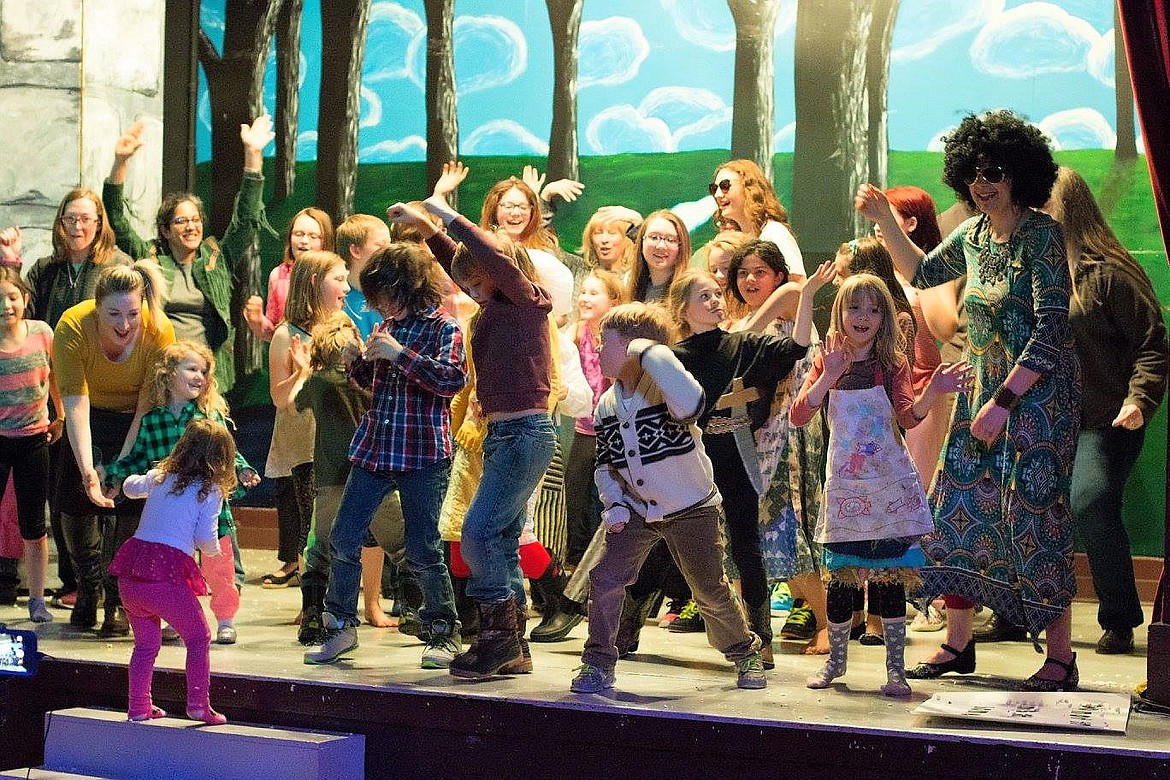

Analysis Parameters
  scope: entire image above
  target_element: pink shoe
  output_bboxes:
[187,706,227,725]
[128,705,167,721]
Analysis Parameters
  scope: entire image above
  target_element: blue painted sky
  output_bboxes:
[196,0,1128,162]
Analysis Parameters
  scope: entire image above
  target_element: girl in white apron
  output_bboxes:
[790,274,970,696]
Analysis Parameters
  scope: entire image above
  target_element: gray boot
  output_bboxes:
[806,620,852,689]
[880,617,912,696]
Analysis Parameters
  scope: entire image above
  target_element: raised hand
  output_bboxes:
[433,161,470,198]
[385,201,429,225]
[542,178,584,204]
[854,183,893,224]
[0,226,22,266]
[521,165,546,197]
[240,114,275,152]
[803,259,836,295]
[113,119,148,162]
[929,360,973,395]
[820,331,852,384]
[594,205,643,227]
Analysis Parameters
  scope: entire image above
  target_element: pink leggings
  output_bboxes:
[200,535,239,621]
[119,578,212,717]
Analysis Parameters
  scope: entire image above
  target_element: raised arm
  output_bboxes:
[855,183,925,283]
[790,260,835,347]
[104,120,153,259]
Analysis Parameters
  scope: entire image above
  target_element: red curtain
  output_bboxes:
[1116,0,1170,622]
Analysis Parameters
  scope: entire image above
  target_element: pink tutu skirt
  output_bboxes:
[109,537,208,596]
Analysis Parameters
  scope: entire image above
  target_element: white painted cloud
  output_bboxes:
[1086,29,1114,87]
[359,85,382,129]
[296,131,318,161]
[893,0,1004,62]
[463,120,549,155]
[359,135,427,163]
[926,125,957,153]
[971,2,1104,78]
[1037,108,1115,150]
[365,2,425,84]
[773,121,796,153]
[579,17,648,89]
[586,87,732,154]
[454,16,527,95]
[661,0,734,52]
[673,196,718,233]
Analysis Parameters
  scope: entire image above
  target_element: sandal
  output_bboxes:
[128,705,167,721]
[1020,653,1078,692]
[859,632,885,646]
[260,568,301,589]
[780,604,816,641]
[906,641,976,679]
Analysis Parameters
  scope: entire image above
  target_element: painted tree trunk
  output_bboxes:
[317,0,371,223]
[546,0,583,183]
[275,0,303,199]
[425,0,459,207]
[728,0,782,182]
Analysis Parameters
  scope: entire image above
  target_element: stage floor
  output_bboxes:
[4,547,1169,769]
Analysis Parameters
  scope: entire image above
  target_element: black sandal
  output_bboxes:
[260,568,301,589]
[906,641,976,679]
[1020,653,1078,692]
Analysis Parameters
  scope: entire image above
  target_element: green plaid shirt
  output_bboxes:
[104,401,253,535]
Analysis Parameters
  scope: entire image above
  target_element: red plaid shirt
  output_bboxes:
[348,305,467,473]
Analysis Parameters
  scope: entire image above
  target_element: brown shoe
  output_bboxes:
[1096,628,1135,655]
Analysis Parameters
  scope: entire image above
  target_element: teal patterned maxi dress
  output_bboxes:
[915,211,1080,637]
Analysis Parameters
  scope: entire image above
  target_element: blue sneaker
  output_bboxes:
[770,581,793,616]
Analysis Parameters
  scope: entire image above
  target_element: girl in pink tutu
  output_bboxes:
[110,419,238,725]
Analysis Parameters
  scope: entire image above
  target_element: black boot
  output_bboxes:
[449,598,523,679]
[529,560,584,642]
[61,512,102,630]
[70,583,100,630]
[397,575,430,641]
[615,588,662,658]
[298,573,328,645]
[98,605,130,638]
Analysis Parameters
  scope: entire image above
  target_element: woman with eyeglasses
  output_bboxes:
[2,190,134,611]
[856,109,1081,691]
[627,210,691,303]
[709,159,805,281]
[105,115,276,396]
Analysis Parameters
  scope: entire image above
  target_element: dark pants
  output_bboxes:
[1070,426,1145,631]
[564,432,602,567]
[274,462,315,564]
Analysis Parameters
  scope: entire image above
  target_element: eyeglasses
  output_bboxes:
[171,216,203,227]
[644,234,679,246]
[964,165,1007,185]
[498,202,531,214]
[291,230,322,241]
[61,215,99,227]
[708,179,732,196]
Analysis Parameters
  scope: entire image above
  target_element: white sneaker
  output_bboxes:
[909,605,946,632]
[304,613,358,664]
[420,630,462,669]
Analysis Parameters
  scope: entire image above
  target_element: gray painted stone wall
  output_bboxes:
[0,0,163,270]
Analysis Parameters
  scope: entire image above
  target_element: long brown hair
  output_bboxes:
[479,178,557,251]
[52,189,120,265]
[156,418,238,503]
[282,251,346,330]
[627,209,690,303]
[710,159,790,236]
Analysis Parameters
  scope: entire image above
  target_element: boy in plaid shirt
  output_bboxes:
[305,243,468,670]
[105,342,259,644]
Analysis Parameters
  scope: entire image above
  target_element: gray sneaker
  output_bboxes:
[304,612,358,665]
[570,663,616,693]
[736,651,767,689]
[421,624,462,669]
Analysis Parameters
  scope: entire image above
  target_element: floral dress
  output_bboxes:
[738,316,826,580]
[914,211,1080,636]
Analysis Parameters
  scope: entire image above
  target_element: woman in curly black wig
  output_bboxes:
[855,110,1081,692]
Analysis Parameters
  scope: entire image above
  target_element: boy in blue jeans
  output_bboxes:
[571,302,765,693]
[304,243,468,669]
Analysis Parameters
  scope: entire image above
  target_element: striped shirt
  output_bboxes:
[0,320,53,437]
[348,304,467,473]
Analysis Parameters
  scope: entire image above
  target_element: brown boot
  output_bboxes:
[499,599,533,674]
[449,598,523,679]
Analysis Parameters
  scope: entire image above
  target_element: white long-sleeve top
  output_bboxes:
[123,470,223,557]
[593,343,719,524]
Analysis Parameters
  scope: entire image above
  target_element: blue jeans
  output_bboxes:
[324,460,456,630]
[462,414,556,604]
[1070,426,1146,631]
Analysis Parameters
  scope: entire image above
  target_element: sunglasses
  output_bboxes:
[964,165,1007,185]
[708,179,732,196]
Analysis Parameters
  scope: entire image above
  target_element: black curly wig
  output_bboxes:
[941,110,1058,211]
